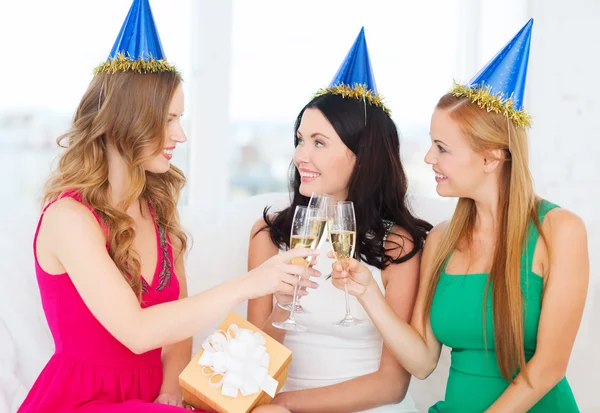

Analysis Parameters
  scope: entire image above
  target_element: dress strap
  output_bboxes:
[522,199,559,273]
[34,190,110,262]
[37,190,108,243]
[66,191,105,225]
[382,219,394,243]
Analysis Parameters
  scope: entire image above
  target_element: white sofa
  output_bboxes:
[1,192,596,412]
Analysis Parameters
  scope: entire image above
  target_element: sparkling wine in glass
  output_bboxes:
[278,193,334,313]
[327,201,363,327]
[272,205,320,332]
[308,193,336,249]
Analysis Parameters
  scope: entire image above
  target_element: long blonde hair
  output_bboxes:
[424,94,543,381]
[43,71,188,299]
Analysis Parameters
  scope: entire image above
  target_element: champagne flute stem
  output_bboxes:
[344,283,352,317]
[289,275,300,320]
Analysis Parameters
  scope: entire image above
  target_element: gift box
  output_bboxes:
[179,312,292,413]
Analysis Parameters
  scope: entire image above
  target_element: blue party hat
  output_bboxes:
[94,0,178,75]
[315,28,389,114]
[451,18,533,128]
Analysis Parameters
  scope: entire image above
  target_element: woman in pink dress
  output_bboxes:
[18,1,319,411]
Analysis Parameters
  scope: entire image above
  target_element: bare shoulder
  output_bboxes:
[248,216,279,268]
[544,208,587,236]
[424,221,450,254]
[250,216,270,239]
[540,207,589,291]
[38,198,106,269]
[250,215,280,247]
[428,220,450,239]
[543,208,588,249]
[42,197,103,238]
[413,220,450,279]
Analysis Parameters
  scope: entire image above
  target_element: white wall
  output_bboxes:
[527,0,600,410]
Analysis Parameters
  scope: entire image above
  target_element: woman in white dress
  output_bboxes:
[247,29,431,413]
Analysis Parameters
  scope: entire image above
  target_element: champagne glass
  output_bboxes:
[327,201,363,327]
[278,192,334,313]
[272,206,322,332]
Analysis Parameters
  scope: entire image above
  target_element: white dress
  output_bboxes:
[279,230,419,413]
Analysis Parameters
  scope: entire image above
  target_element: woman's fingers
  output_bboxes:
[297,278,318,290]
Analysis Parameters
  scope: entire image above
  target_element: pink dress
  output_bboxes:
[19,192,196,412]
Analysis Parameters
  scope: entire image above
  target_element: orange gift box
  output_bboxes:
[179,312,292,413]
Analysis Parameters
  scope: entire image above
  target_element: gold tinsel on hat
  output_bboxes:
[450,81,531,129]
[314,83,390,115]
[93,53,180,77]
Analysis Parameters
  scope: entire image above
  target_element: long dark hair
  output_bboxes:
[260,94,432,269]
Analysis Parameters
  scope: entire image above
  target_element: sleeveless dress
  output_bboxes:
[429,200,579,412]
[281,221,419,413]
[18,191,194,412]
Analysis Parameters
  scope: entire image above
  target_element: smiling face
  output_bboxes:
[424,107,492,199]
[141,85,187,174]
[293,108,356,201]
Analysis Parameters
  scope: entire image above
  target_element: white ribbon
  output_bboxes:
[197,324,279,398]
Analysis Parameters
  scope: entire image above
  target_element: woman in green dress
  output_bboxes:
[329,19,589,413]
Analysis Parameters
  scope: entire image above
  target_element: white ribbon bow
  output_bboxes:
[197,324,279,398]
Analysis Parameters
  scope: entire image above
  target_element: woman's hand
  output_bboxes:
[153,392,194,409]
[274,254,319,306]
[329,252,376,298]
[245,248,320,300]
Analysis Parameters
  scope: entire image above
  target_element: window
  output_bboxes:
[1,0,463,212]
[0,0,192,212]
[227,0,460,200]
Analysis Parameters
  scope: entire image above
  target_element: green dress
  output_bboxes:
[429,201,579,412]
